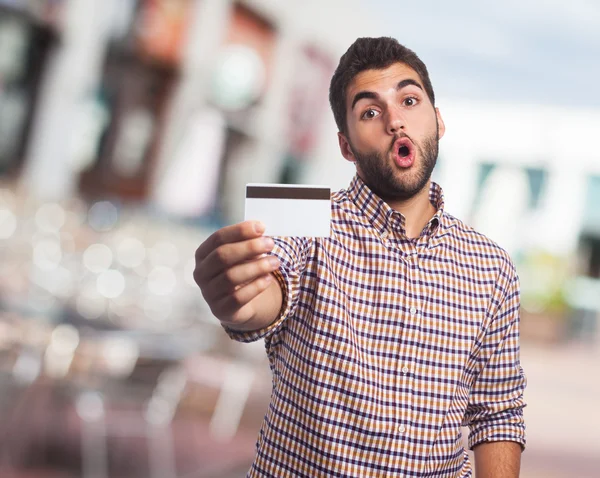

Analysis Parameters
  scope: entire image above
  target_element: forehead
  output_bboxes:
[346,63,423,105]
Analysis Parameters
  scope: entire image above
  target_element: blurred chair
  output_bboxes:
[76,365,187,478]
[0,318,47,467]
[208,360,256,443]
[208,340,266,443]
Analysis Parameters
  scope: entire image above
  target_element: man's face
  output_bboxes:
[338,62,445,202]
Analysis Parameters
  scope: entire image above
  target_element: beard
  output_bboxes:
[349,124,439,202]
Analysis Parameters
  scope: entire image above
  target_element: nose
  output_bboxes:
[386,108,405,135]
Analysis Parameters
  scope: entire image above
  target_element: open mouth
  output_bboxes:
[392,137,415,167]
[398,145,411,157]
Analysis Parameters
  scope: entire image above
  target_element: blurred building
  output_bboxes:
[0,0,60,177]
[6,0,372,219]
[435,101,600,345]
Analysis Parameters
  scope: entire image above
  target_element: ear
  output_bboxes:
[338,132,356,163]
[435,108,446,140]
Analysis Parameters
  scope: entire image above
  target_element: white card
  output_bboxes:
[245,183,331,237]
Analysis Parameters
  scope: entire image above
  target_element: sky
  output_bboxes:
[371,0,600,110]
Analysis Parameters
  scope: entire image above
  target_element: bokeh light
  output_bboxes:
[88,201,119,232]
[147,266,177,296]
[35,203,66,232]
[76,294,106,321]
[116,237,146,268]
[0,207,17,238]
[76,282,107,320]
[32,238,62,270]
[96,269,125,299]
[83,243,113,273]
[49,323,80,355]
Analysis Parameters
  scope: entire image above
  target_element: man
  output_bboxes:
[194,37,526,477]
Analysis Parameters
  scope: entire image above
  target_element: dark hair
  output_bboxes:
[329,37,436,134]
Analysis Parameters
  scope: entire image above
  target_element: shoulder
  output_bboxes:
[440,211,517,278]
[327,187,370,237]
[331,187,350,208]
[330,187,362,218]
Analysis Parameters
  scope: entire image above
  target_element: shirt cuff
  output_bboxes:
[468,409,527,451]
[222,268,290,343]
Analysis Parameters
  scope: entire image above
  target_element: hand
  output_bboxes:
[194,221,281,328]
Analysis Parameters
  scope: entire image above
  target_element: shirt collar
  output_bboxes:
[346,173,445,238]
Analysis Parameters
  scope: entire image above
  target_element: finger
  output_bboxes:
[195,221,265,262]
[208,255,280,300]
[211,274,274,318]
[199,236,275,281]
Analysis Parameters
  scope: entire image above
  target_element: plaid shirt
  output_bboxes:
[227,174,527,477]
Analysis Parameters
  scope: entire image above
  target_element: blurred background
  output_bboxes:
[0,0,598,477]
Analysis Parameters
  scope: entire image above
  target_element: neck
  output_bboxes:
[386,181,436,239]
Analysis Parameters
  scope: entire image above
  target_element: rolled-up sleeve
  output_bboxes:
[224,236,311,343]
[462,262,527,451]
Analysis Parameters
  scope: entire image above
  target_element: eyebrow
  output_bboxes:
[351,79,424,110]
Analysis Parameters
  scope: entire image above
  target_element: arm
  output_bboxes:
[462,261,527,470]
[194,221,283,331]
[474,441,522,478]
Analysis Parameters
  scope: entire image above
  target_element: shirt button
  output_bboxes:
[398,425,407,433]
[409,307,417,316]
[402,366,409,374]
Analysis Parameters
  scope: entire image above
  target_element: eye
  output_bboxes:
[361,108,380,120]
[403,96,419,107]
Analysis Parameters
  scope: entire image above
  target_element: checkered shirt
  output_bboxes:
[226,174,527,477]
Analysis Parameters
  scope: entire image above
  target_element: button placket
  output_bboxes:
[394,258,420,444]
[397,252,425,449]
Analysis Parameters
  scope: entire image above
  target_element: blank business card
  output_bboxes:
[245,183,331,237]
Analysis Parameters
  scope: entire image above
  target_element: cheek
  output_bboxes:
[347,129,369,151]
[413,116,438,140]
[353,123,387,147]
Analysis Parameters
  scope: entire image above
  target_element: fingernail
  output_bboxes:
[268,257,279,268]
[254,222,265,234]
[263,237,274,248]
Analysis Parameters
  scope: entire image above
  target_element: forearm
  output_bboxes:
[223,275,283,331]
[473,441,522,478]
